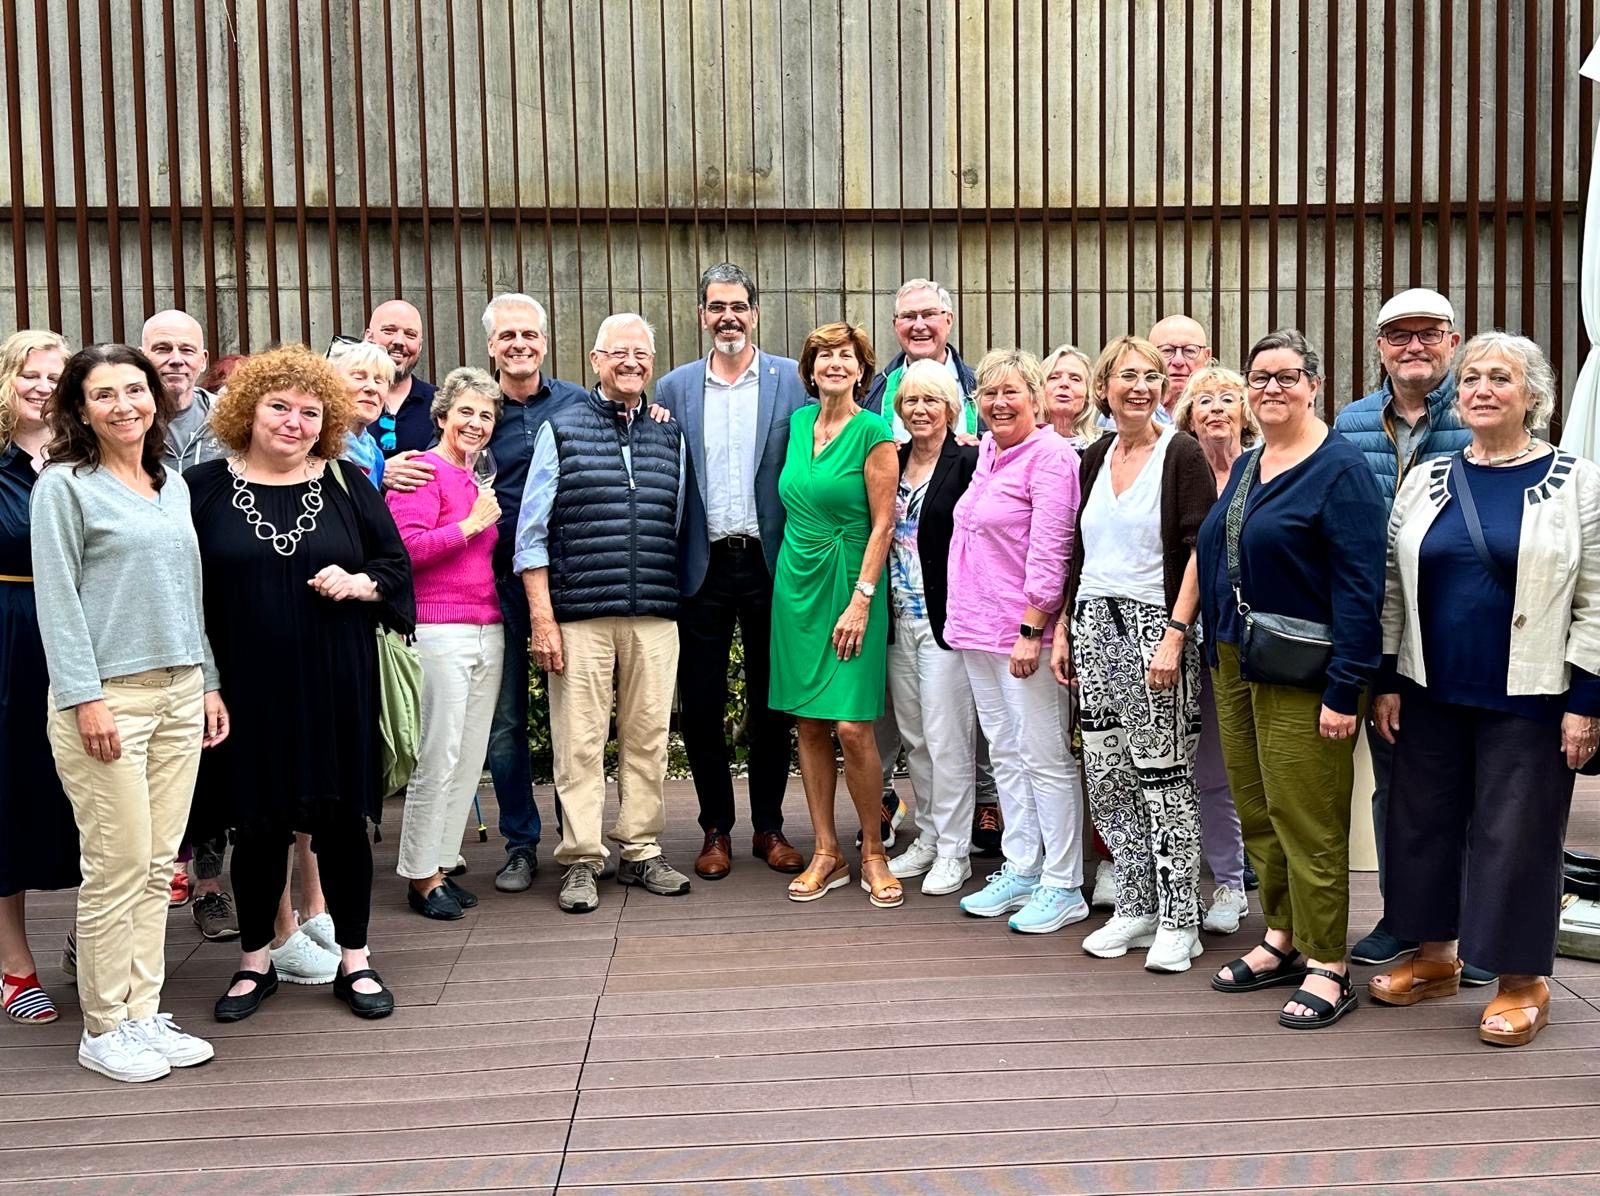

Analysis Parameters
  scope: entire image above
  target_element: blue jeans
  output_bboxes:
[486,575,542,854]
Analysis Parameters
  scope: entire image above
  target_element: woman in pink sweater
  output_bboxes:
[385,368,504,921]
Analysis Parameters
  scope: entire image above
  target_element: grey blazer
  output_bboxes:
[653,349,811,597]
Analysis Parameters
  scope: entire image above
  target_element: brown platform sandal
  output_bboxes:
[787,851,850,903]
[859,852,904,909]
[1479,979,1551,1047]
[1369,957,1463,1007]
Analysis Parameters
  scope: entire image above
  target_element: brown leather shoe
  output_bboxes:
[694,831,733,880]
[752,831,805,874]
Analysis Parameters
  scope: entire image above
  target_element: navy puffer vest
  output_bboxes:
[547,390,682,622]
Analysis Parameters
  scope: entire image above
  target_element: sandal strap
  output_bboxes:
[228,968,275,986]
[1259,939,1299,965]
[1285,986,1336,1017]
[1222,958,1256,984]
[1303,966,1352,990]
[339,968,385,986]
[1383,957,1461,992]
[3,972,41,989]
[1482,980,1550,1024]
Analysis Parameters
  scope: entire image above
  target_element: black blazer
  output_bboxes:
[893,433,979,649]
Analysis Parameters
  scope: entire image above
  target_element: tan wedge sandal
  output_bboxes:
[787,851,850,903]
[1369,957,1462,1007]
[1479,979,1551,1047]
[859,852,904,909]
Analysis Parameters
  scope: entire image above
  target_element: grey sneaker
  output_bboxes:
[617,855,691,896]
[558,863,599,914]
[495,847,537,893]
[192,891,241,941]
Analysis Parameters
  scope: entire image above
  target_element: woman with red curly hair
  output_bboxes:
[184,344,415,1023]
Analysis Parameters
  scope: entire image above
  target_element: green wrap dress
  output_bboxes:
[769,405,893,721]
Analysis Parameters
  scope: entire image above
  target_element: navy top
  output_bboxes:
[487,375,588,578]
[375,375,438,457]
[1406,455,1600,723]
[1197,430,1387,714]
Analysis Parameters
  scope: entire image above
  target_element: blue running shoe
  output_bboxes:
[1008,884,1090,934]
[959,863,1039,918]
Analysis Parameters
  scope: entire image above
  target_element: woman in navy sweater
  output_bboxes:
[1196,329,1386,1030]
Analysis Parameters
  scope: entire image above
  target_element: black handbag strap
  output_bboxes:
[1224,448,1263,613]
[1449,454,1513,595]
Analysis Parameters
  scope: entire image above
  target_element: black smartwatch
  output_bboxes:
[1166,617,1191,635]
[1018,623,1044,640]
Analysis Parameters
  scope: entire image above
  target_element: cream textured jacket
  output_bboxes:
[1382,448,1600,695]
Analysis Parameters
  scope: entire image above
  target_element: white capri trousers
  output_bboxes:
[888,615,977,858]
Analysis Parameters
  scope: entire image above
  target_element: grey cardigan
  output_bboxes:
[31,462,218,708]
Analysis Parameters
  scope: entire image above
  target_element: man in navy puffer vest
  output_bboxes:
[514,313,694,915]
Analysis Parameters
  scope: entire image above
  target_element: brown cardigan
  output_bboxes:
[1062,430,1218,613]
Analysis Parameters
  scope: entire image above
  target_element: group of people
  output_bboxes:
[0,263,1593,1085]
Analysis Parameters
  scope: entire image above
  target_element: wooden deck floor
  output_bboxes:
[6,779,1600,1194]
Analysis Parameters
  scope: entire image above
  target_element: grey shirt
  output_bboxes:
[163,387,226,473]
[1389,402,1431,478]
[30,462,218,708]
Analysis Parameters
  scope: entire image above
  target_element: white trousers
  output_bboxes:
[397,623,505,879]
[888,616,977,858]
[962,649,1084,889]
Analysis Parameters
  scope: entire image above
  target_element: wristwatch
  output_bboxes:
[854,580,876,599]
[1166,617,1191,635]
[1018,623,1044,640]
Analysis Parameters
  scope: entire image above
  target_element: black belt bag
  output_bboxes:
[1226,449,1334,690]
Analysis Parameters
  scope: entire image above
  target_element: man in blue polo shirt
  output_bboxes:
[365,299,438,455]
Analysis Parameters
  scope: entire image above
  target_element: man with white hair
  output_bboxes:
[514,313,691,914]
[142,309,224,471]
[364,299,437,455]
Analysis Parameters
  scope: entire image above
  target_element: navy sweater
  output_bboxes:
[1197,431,1387,714]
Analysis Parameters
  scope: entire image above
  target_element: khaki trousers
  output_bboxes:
[548,616,678,867]
[48,666,204,1034]
[1210,643,1359,961]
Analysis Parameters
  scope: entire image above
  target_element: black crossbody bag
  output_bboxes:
[1225,448,1335,690]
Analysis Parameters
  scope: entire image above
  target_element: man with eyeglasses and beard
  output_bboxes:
[1334,288,1489,986]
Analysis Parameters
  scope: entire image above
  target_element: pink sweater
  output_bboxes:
[943,426,1079,653]
[385,452,502,626]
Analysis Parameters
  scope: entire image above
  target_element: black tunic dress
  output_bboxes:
[185,458,415,840]
[0,444,81,895]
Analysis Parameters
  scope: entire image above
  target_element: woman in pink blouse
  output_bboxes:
[944,349,1086,935]
[386,368,505,921]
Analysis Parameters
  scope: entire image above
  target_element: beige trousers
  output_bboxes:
[48,665,204,1034]
[548,616,678,867]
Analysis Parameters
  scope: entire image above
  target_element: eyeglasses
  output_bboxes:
[703,302,752,315]
[1246,368,1314,390]
[597,349,655,363]
[1115,369,1165,387]
[1156,344,1207,362]
[893,307,948,323]
[1381,327,1448,348]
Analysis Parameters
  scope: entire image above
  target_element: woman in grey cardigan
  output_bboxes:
[32,344,228,1084]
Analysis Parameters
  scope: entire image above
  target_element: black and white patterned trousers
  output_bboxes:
[1071,595,1202,929]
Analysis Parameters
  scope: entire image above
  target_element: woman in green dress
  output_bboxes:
[772,322,900,907]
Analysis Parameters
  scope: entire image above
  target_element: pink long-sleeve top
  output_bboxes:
[943,425,1079,653]
[384,451,502,626]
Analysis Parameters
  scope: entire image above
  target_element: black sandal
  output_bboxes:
[214,965,279,1023]
[1277,966,1358,1029]
[333,966,395,1020]
[1211,939,1306,993]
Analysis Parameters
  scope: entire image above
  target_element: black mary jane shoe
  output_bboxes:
[1277,966,1358,1030]
[334,966,395,1020]
[407,883,465,921]
[214,965,280,1023]
[441,876,478,908]
[1212,939,1307,994]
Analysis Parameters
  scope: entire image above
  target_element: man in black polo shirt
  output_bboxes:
[365,299,438,455]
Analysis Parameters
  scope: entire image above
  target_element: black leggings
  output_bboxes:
[232,820,374,953]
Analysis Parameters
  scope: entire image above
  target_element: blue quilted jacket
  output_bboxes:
[1332,371,1471,507]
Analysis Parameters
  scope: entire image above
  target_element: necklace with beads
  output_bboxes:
[1464,437,1538,467]
[228,457,324,557]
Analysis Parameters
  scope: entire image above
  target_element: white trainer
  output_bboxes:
[78,1023,171,1084]
[921,856,971,896]
[1144,925,1204,973]
[1202,885,1249,935]
[1082,913,1159,958]
[889,838,938,880]
[129,1012,215,1068]
[299,911,338,955]
[270,929,339,985]
[1090,859,1117,910]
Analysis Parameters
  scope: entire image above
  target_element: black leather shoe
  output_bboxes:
[334,966,395,1019]
[442,877,478,908]
[214,965,279,1022]
[407,884,464,921]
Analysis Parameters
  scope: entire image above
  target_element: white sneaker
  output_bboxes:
[921,856,971,896]
[129,1012,215,1068]
[889,838,938,880]
[1090,859,1117,910]
[1082,913,1159,958]
[270,929,339,984]
[78,1022,171,1083]
[1202,885,1249,935]
[300,912,338,954]
[1144,925,1204,973]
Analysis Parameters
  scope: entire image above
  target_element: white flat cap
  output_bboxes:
[1377,288,1455,328]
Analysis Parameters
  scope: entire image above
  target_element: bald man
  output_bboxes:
[1147,314,1212,421]
[364,299,438,455]
[142,309,225,471]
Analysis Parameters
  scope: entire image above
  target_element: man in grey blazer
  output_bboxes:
[654,263,810,881]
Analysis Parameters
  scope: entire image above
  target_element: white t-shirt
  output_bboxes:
[1076,426,1173,608]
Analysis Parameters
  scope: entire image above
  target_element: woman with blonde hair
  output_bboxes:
[0,330,80,1028]
[185,345,415,1023]
[328,340,396,486]
[1041,343,1100,449]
